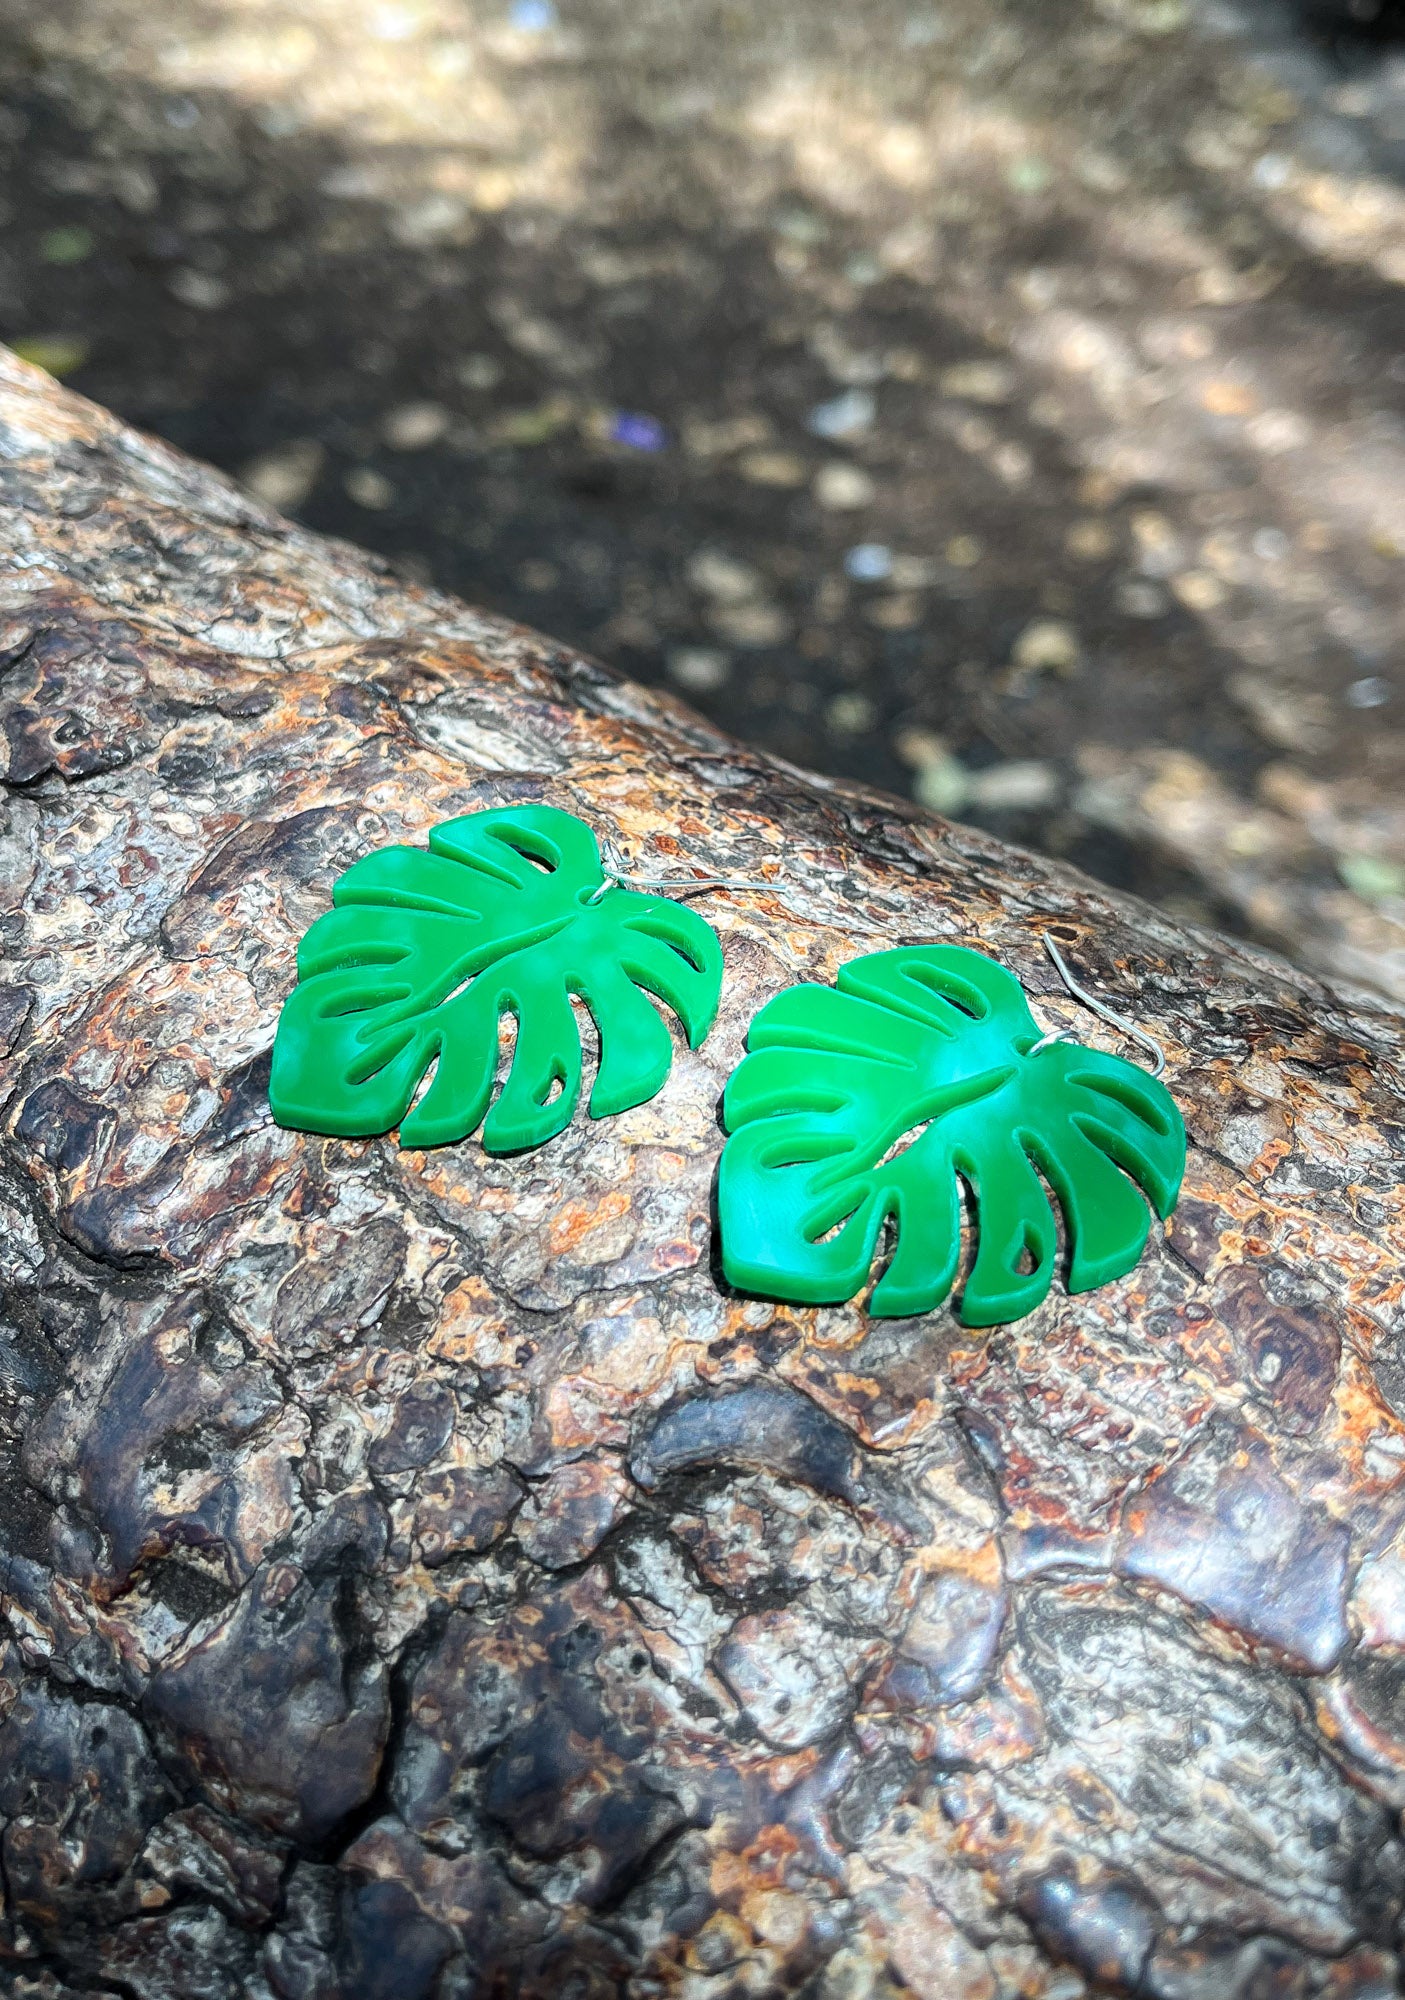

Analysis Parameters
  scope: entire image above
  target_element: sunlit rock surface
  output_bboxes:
[1,350,1404,1995]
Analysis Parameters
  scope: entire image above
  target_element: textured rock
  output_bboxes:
[1,345,1404,1995]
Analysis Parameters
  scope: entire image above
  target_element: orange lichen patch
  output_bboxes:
[1314,1676,1405,1804]
[712,1823,806,1901]
[1287,1225,1405,1324]
[539,1373,637,1453]
[647,1233,704,1272]
[1323,1952,1405,1999]
[885,1890,998,2000]
[682,1910,759,1979]
[546,1186,634,1259]
[423,1276,513,1368]
[574,1306,672,1396]
[918,1536,1005,1590]
[738,1884,812,1952]
[462,1183,518,1212]
[882,1653,1047,1774]
[780,1349,948,1453]
[1305,1354,1405,1518]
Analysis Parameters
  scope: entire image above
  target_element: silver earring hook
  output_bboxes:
[591,880,1164,1080]
[1031,932,1166,1076]
[587,868,779,907]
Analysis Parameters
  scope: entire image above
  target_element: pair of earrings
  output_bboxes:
[269,805,1185,1329]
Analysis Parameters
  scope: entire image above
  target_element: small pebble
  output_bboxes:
[610,411,667,452]
[709,602,790,648]
[1338,854,1405,902]
[903,12,946,46]
[475,167,515,211]
[1117,580,1170,619]
[913,756,971,814]
[813,463,876,510]
[518,559,558,591]
[667,647,731,693]
[1200,379,1257,419]
[944,534,982,567]
[1008,157,1051,194]
[1012,619,1079,674]
[168,269,231,311]
[683,414,771,459]
[844,543,893,581]
[382,402,450,450]
[811,326,885,386]
[992,440,1033,487]
[826,692,876,734]
[1247,409,1310,454]
[391,194,471,247]
[603,610,657,649]
[494,398,573,445]
[1253,152,1291,189]
[430,40,473,78]
[240,438,325,510]
[321,163,385,200]
[371,4,419,38]
[1328,83,1373,118]
[773,206,828,245]
[1066,518,1116,560]
[345,466,397,510]
[939,360,1014,403]
[40,226,94,266]
[457,353,504,391]
[968,760,1060,811]
[738,449,807,487]
[894,727,947,769]
[808,389,875,440]
[1130,509,1180,575]
[1171,570,1227,612]
[865,593,923,630]
[1346,676,1391,709]
[689,549,765,603]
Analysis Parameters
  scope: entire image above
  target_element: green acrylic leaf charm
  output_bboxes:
[717,944,1185,1327]
[269,805,723,1154]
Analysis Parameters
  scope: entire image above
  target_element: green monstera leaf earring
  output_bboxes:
[717,943,1184,1327]
[270,804,724,1153]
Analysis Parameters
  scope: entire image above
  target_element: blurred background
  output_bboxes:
[2,0,1404,1000]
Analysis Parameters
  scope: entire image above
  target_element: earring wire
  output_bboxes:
[1032,932,1167,1076]
[590,874,1165,1075]
[586,869,778,906]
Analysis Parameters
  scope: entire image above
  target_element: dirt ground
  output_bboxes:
[3,0,1404,1000]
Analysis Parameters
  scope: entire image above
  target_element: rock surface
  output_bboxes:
[2,348,1405,1996]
